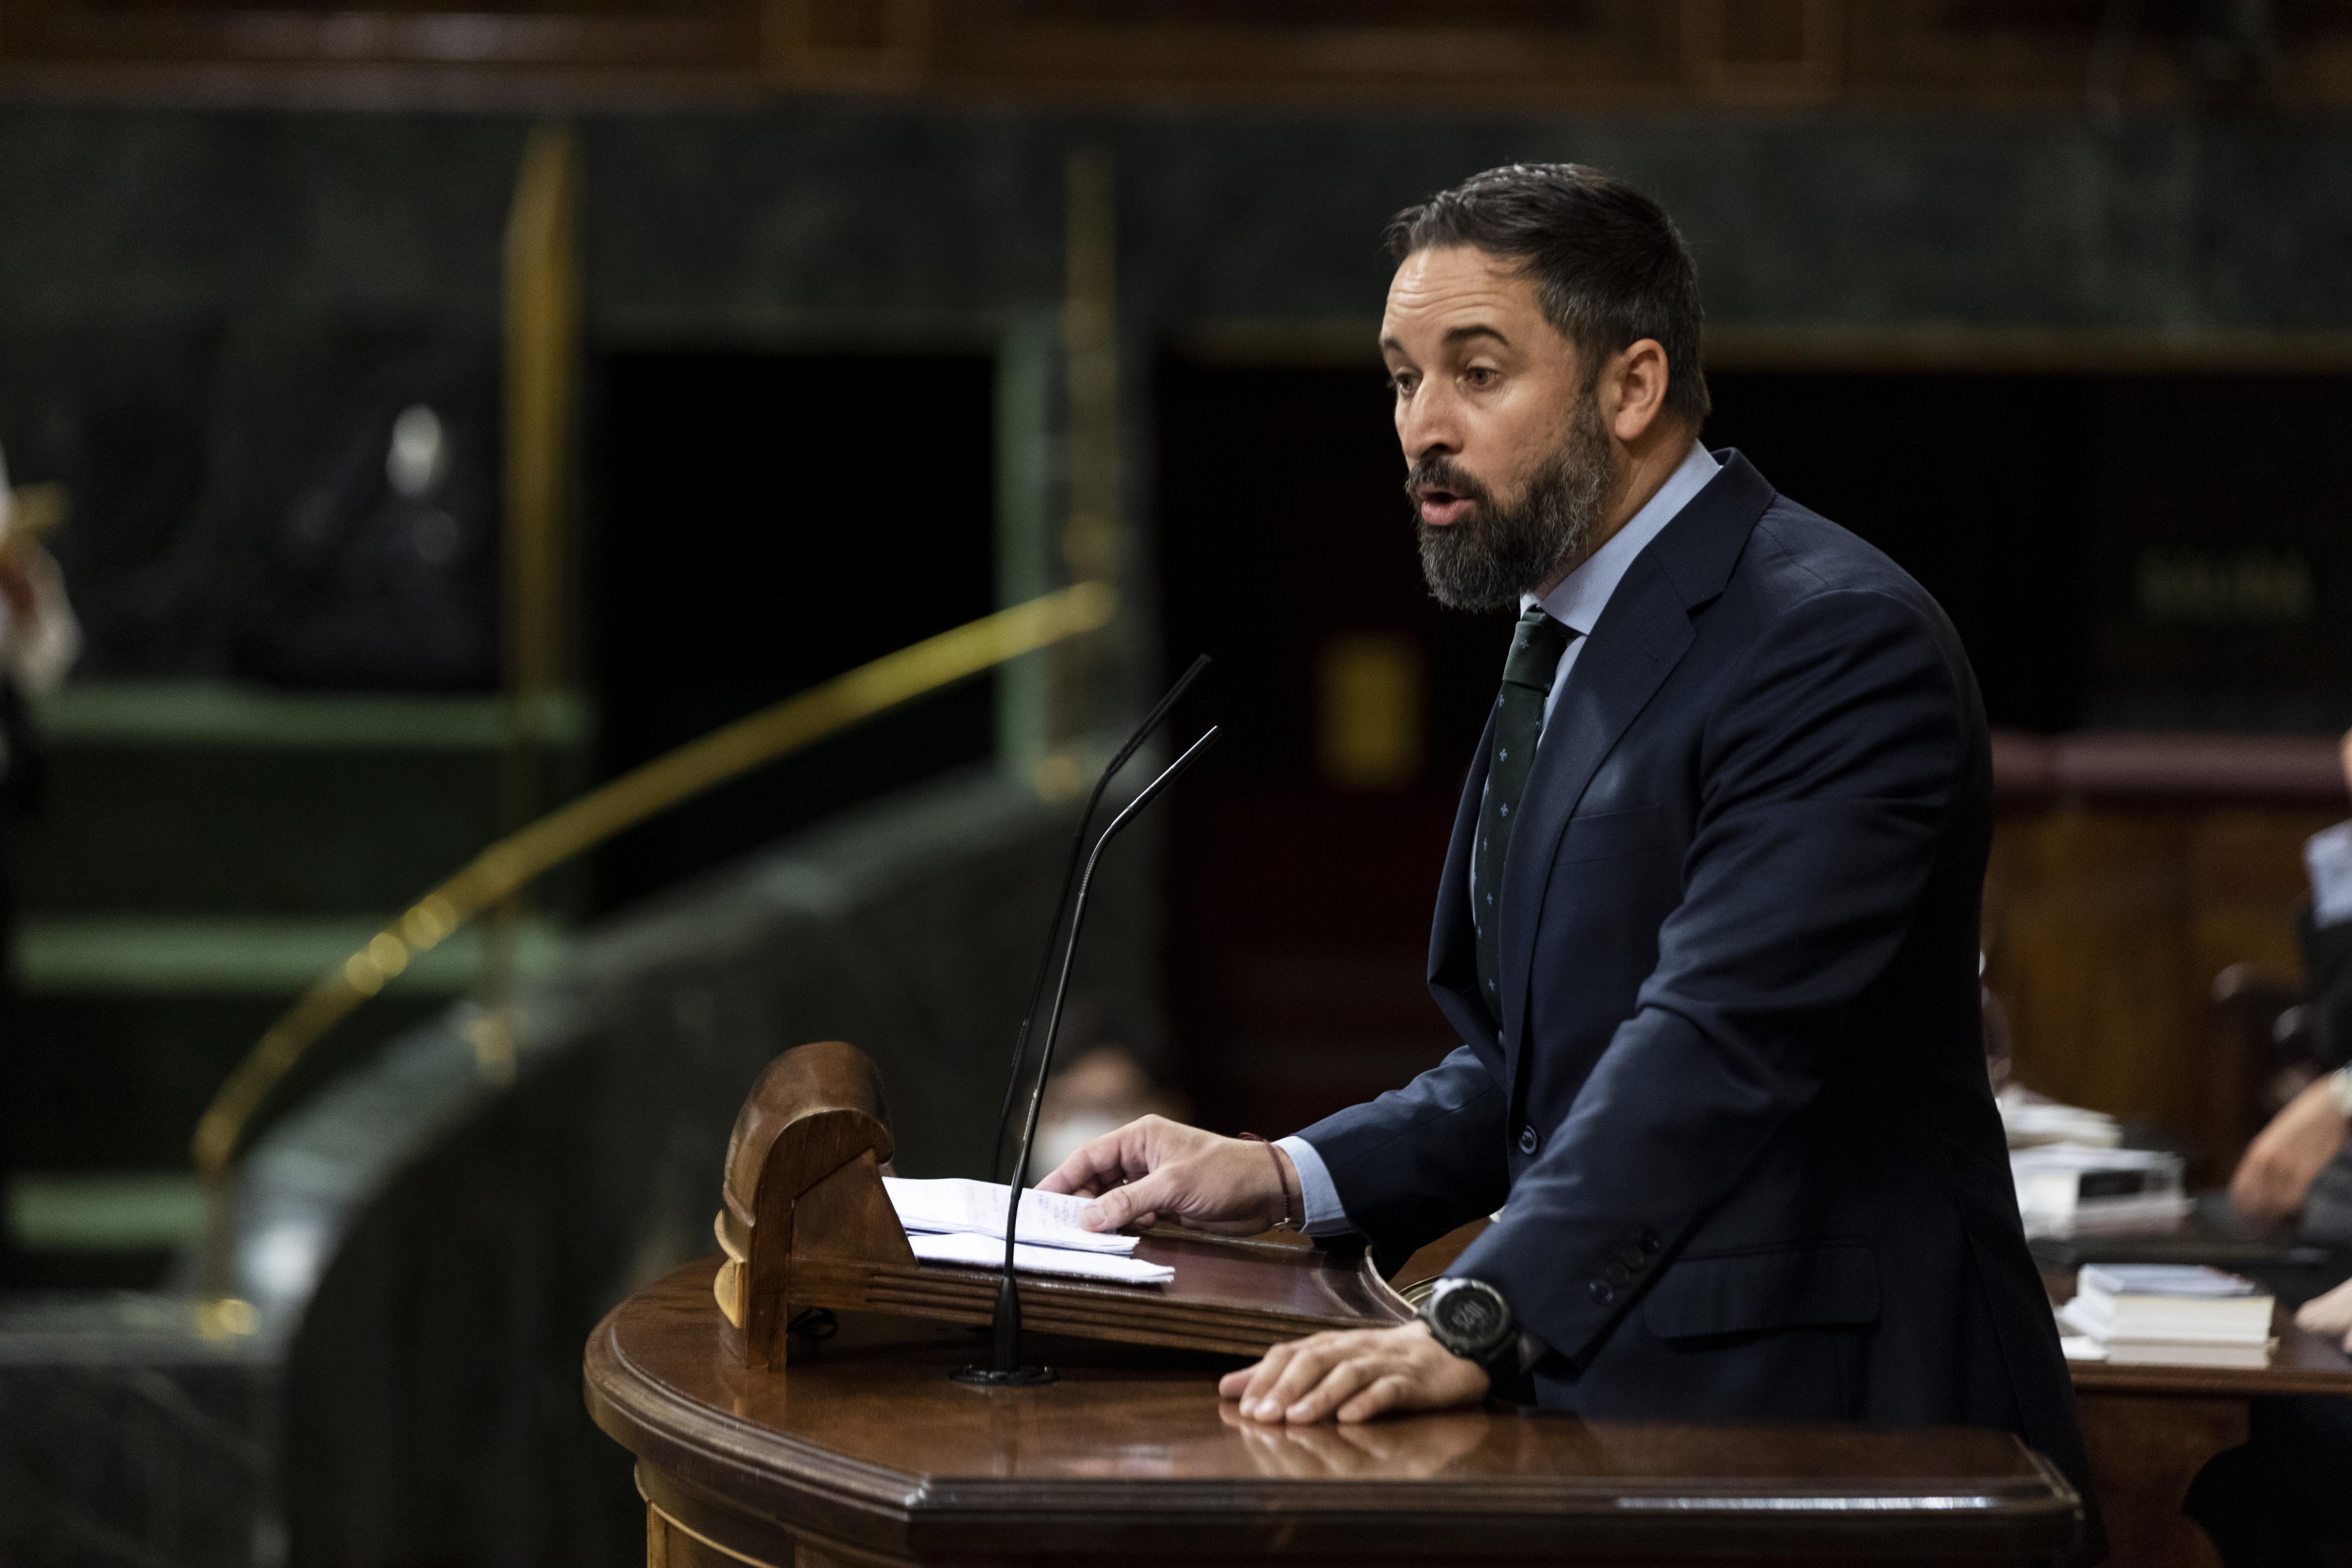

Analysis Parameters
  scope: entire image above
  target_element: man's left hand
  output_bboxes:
[1218,1322,1491,1424]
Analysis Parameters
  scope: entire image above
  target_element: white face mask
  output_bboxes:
[387,405,447,500]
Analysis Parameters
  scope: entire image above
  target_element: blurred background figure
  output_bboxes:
[2228,732,2352,1241]
[1026,1010,1190,1185]
[0,445,82,1284]
[229,394,500,693]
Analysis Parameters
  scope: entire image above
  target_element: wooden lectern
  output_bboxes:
[585,1042,2084,1566]
[707,1040,1410,1367]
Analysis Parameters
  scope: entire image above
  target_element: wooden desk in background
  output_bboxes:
[587,1258,2082,1568]
[2046,1269,2352,1568]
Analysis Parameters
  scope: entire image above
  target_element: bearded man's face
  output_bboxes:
[1379,244,1622,610]
[1408,394,1613,611]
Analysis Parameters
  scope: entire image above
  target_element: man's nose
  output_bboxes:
[1398,384,1462,460]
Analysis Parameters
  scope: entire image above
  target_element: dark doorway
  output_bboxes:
[590,351,997,915]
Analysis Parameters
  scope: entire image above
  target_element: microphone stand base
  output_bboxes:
[952,1364,1058,1387]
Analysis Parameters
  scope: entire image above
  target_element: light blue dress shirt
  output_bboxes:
[1279,440,1724,1236]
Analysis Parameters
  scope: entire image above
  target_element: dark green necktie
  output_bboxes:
[1473,606,1577,1022]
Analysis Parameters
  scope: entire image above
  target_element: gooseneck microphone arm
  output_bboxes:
[987,655,1210,1183]
[957,724,1222,1386]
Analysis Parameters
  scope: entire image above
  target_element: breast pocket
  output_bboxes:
[1557,803,1667,864]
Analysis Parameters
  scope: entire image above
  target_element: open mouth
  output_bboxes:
[1416,484,1473,527]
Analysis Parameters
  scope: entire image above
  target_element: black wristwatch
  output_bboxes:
[1417,1277,1519,1386]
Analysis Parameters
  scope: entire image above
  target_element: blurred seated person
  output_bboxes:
[2184,730,2352,1568]
[2231,728,2352,1241]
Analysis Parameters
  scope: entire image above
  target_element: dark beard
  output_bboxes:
[1410,398,1615,612]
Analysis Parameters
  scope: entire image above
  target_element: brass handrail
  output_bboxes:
[189,580,1117,1181]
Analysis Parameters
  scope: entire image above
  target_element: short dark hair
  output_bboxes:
[1386,163,1711,429]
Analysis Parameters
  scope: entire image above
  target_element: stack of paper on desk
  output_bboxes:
[2056,1265,2277,1368]
[882,1177,1173,1285]
[2011,1144,2188,1238]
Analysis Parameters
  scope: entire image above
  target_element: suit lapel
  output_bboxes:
[1492,450,1776,1099]
[1498,555,1694,1081]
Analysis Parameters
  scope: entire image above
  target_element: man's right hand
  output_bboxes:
[1035,1115,1297,1235]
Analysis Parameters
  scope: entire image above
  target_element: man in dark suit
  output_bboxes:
[1040,164,2092,1520]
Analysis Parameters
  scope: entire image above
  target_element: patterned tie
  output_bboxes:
[1473,606,1577,1023]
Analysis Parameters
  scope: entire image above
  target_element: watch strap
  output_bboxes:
[1470,1328,1523,1387]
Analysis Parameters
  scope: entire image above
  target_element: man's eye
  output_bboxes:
[1389,374,1416,396]
[1465,367,1499,388]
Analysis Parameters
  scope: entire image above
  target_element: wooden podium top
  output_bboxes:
[588,1259,2084,1567]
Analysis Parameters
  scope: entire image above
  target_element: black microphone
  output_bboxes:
[955,724,1222,1387]
[986,655,1210,1183]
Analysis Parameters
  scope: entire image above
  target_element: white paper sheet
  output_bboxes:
[905,1230,1172,1285]
[883,1176,1139,1255]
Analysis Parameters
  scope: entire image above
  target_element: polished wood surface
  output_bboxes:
[719,1041,1410,1365]
[588,1258,2083,1567]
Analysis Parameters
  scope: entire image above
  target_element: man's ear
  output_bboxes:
[1601,338,1671,445]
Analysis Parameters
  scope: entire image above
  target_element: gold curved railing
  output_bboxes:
[189,580,1117,1186]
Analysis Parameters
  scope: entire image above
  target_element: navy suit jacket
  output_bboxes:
[1298,453,2094,1520]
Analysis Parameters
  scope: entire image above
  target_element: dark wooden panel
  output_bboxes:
[2073,1393,2241,1568]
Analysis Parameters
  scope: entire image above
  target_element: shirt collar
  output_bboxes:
[1524,439,1721,635]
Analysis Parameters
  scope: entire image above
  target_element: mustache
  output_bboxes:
[1404,457,1496,515]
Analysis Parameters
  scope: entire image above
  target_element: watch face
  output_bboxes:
[1435,1284,1506,1346]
